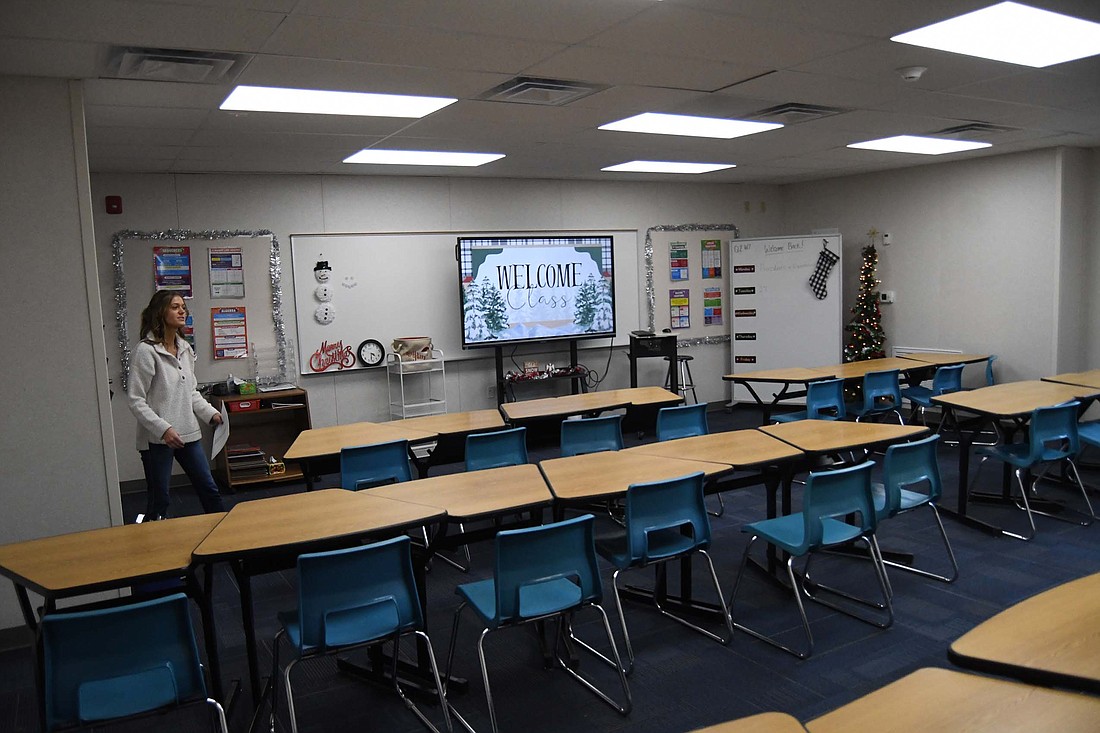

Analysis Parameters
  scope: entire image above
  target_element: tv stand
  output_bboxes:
[495,341,586,404]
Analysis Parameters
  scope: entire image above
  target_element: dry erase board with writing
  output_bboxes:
[289,230,638,375]
[729,234,843,401]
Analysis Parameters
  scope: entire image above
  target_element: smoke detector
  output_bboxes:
[896,66,928,82]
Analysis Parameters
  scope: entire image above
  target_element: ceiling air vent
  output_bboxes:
[105,47,253,84]
[479,77,607,106]
[932,122,1019,139]
[747,102,848,125]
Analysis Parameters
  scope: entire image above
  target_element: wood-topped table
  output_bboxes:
[284,420,439,489]
[948,571,1100,694]
[932,380,1100,536]
[1042,369,1100,390]
[0,514,227,717]
[691,712,807,733]
[539,451,730,504]
[723,367,836,423]
[192,490,445,703]
[760,420,928,455]
[897,352,989,366]
[499,386,681,424]
[815,356,927,380]
[395,409,507,476]
[805,667,1100,733]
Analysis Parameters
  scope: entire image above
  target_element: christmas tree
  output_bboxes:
[592,276,614,332]
[573,274,597,328]
[843,242,887,361]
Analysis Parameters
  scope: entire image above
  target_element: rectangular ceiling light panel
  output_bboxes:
[847,135,992,155]
[602,161,735,174]
[598,112,782,139]
[344,150,504,166]
[892,2,1100,68]
[221,85,457,118]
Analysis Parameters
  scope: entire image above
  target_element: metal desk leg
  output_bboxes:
[232,561,262,707]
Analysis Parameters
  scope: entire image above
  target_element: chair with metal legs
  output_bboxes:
[971,401,1095,541]
[466,427,528,471]
[901,364,963,427]
[727,461,892,659]
[847,369,905,424]
[41,593,229,733]
[560,414,624,457]
[270,537,452,733]
[445,514,631,733]
[595,471,733,674]
[872,435,958,586]
[656,403,724,517]
[773,378,846,423]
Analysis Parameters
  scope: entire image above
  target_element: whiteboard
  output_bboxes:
[290,230,637,375]
[729,234,843,402]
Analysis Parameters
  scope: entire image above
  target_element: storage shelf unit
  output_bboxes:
[388,349,447,419]
[209,387,311,491]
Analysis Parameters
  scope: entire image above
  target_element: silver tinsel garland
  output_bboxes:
[113,229,287,390]
[644,224,739,345]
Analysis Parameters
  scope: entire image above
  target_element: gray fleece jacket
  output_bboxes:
[128,336,218,450]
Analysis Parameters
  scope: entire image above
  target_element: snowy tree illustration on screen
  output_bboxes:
[463,279,490,342]
[574,274,597,329]
[478,276,509,336]
[593,276,613,332]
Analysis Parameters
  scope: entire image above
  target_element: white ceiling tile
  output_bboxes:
[0,38,105,78]
[84,104,211,128]
[718,70,902,109]
[528,45,767,91]
[260,14,565,73]
[83,79,228,109]
[88,126,197,146]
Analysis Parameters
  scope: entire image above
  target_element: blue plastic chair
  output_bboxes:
[973,401,1094,541]
[340,439,412,490]
[773,378,846,423]
[727,461,892,659]
[595,472,733,673]
[847,369,904,424]
[41,593,228,733]
[271,537,452,733]
[984,354,998,386]
[656,403,709,441]
[873,435,958,585]
[466,427,528,471]
[445,515,630,733]
[560,414,624,457]
[901,364,964,426]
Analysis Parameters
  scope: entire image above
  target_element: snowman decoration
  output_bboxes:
[313,260,336,325]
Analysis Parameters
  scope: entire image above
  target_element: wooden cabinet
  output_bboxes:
[209,387,311,491]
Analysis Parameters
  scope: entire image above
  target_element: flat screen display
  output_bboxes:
[459,235,616,348]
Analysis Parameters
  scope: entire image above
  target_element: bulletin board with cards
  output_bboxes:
[649,229,734,339]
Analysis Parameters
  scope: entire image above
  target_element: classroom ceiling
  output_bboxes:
[2,0,1098,184]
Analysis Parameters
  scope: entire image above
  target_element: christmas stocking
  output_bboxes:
[808,247,840,299]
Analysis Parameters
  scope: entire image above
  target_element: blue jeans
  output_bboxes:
[140,440,225,517]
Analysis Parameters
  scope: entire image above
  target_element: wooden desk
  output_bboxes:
[931,380,1100,536]
[723,367,836,424]
[602,386,684,408]
[500,391,631,423]
[815,356,925,381]
[692,712,806,733]
[369,464,550,520]
[1042,369,1100,390]
[0,514,226,719]
[805,667,1100,733]
[897,352,989,366]
[396,409,507,476]
[948,572,1100,694]
[283,420,439,489]
[760,420,927,455]
[539,451,730,504]
[192,490,445,702]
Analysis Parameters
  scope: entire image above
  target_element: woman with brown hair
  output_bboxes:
[127,289,224,519]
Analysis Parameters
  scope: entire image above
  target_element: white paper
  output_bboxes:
[211,403,230,460]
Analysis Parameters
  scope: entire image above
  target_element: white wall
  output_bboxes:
[1087,149,1100,370]
[1056,147,1091,372]
[0,77,119,631]
[92,173,784,482]
[780,148,1069,384]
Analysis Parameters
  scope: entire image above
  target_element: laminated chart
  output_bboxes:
[669,242,689,281]
[701,239,722,278]
[669,289,690,329]
[703,287,723,326]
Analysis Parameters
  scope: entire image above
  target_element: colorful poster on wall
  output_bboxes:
[153,246,193,297]
[183,311,195,349]
[211,307,248,360]
[701,239,722,278]
[669,242,689,281]
[208,247,245,299]
[669,288,690,329]
[703,287,723,326]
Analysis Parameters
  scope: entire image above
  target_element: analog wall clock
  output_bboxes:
[357,338,386,367]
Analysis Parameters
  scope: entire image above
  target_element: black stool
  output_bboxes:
[664,355,698,404]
